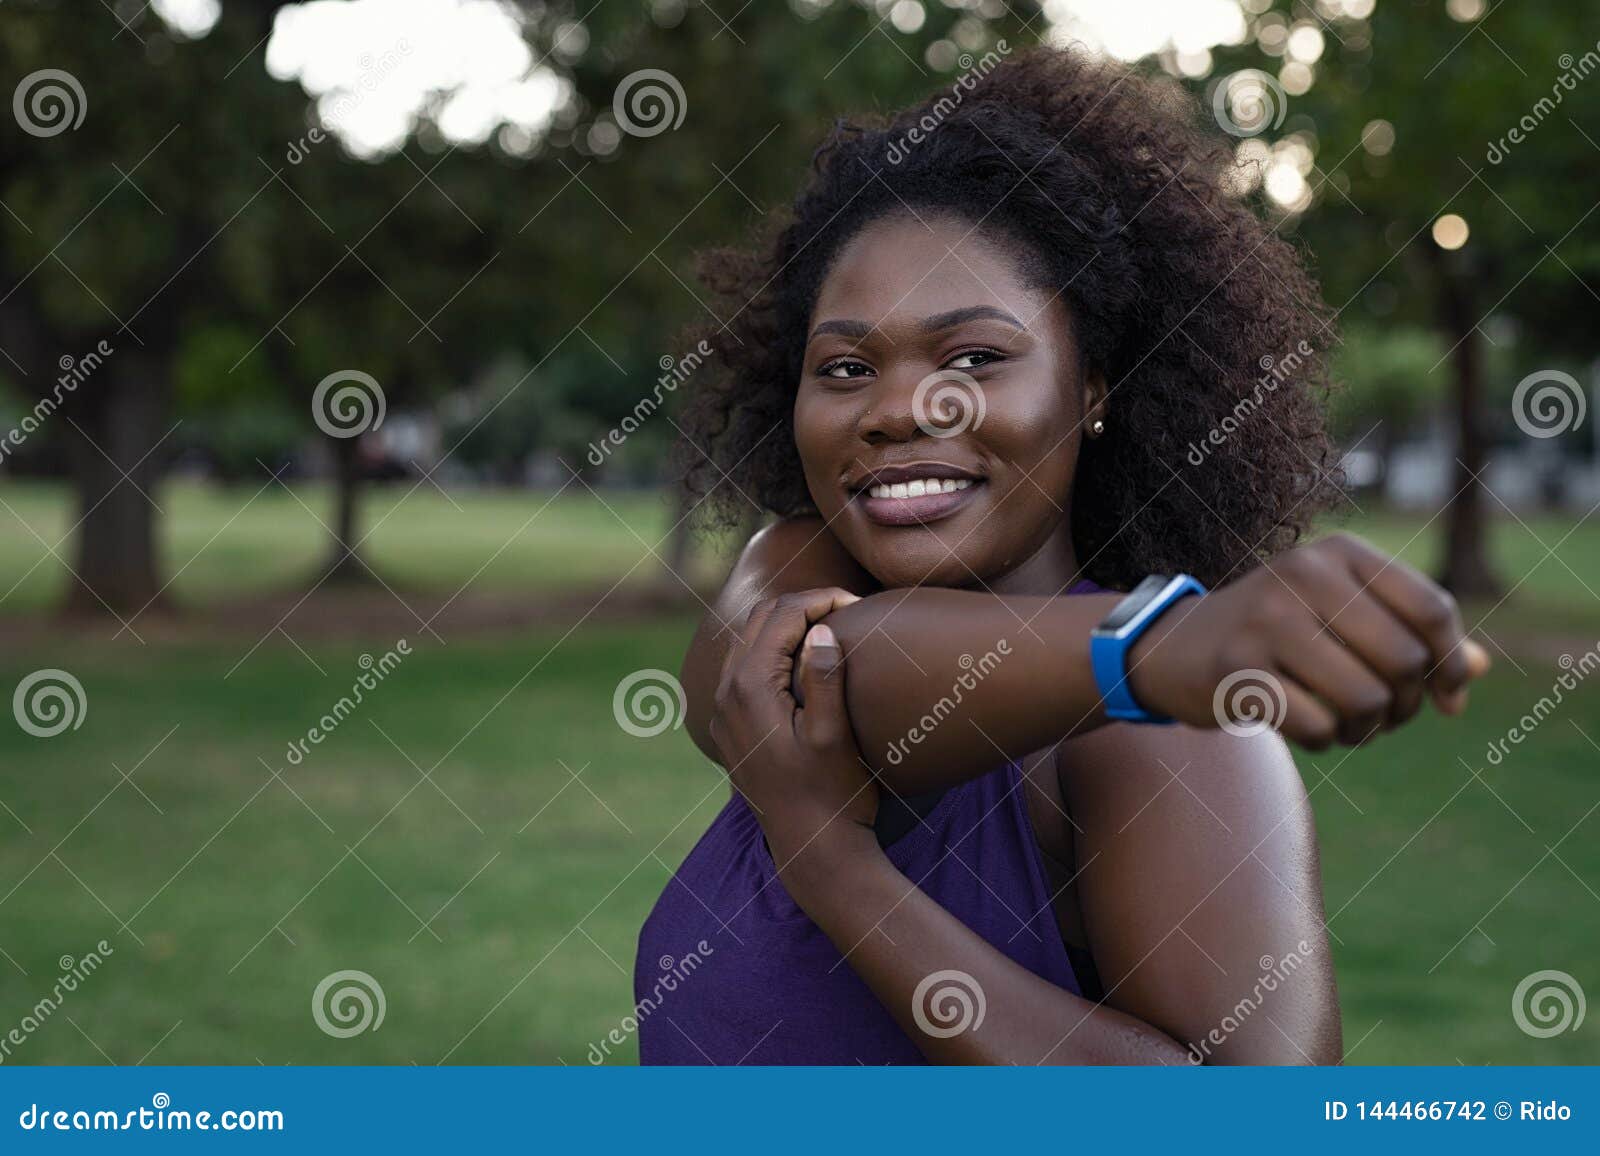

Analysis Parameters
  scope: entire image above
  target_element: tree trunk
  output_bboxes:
[64,353,169,618]
[660,483,696,593]
[1433,257,1502,598]
[320,434,374,585]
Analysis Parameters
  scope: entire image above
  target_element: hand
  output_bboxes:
[1126,532,1492,749]
[710,588,879,863]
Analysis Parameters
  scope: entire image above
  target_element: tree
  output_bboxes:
[1210,3,1600,595]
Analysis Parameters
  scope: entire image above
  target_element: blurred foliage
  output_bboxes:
[1328,323,1448,443]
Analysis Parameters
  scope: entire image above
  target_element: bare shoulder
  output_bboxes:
[719,516,876,617]
[738,517,874,591]
[1059,723,1313,844]
[1057,723,1340,1063]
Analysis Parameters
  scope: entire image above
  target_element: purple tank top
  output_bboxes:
[635,757,1083,1064]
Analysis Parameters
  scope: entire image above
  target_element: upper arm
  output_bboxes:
[681,516,877,761]
[1061,725,1342,1064]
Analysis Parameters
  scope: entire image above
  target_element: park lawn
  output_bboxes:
[0,483,1596,1065]
[1,478,1597,635]
[0,480,730,614]
[0,611,1596,1066]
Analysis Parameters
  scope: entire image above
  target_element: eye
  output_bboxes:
[945,348,1004,371]
[818,358,874,379]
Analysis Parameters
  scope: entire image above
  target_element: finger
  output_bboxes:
[1274,630,1394,746]
[795,624,852,749]
[1331,536,1485,703]
[1294,566,1432,731]
[716,595,785,705]
[1276,675,1340,751]
[750,588,862,679]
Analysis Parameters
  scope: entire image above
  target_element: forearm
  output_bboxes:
[820,588,1122,794]
[778,827,1191,1066]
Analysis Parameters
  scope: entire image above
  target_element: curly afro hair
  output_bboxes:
[676,45,1341,591]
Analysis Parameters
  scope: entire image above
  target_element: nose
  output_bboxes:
[855,368,925,445]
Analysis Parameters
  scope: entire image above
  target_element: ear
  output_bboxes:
[1081,364,1109,437]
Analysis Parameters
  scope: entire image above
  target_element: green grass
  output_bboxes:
[0,481,1597,1064]
[0,479,729,612]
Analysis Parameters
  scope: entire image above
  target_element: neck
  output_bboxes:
[983,523,1083,597]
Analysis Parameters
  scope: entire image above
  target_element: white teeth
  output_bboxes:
[866,477,975,499]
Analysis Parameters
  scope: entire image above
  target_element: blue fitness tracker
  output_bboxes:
[1090,573,1207,723]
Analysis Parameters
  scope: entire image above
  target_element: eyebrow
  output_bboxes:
[808,305,1026,343]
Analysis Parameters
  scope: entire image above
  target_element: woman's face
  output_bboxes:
[794,212,1104,591]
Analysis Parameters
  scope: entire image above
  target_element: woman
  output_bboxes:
[634,47,1488,1065]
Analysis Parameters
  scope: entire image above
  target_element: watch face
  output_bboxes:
[1099,574,1170,632]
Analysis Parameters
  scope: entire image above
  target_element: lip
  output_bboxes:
[845,460,985,491]
[852,478,985,526]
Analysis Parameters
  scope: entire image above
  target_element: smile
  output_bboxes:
[850,465,985,526]
[866,477,973,499]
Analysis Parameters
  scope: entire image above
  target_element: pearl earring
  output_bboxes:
[1090,418,1106,437]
